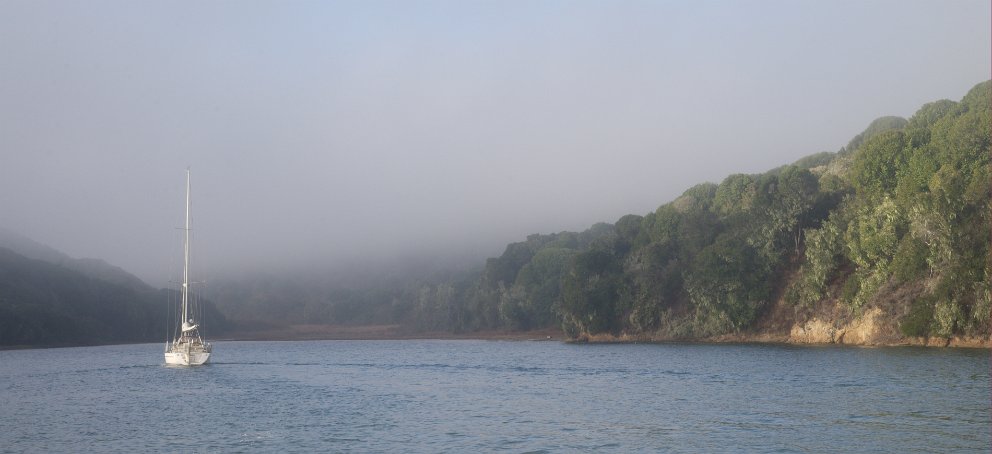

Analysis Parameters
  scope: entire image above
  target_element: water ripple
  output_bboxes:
[0,341,987,453]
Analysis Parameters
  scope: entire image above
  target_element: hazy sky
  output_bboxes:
[1,0,989,285]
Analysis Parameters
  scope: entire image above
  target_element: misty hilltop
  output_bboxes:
[201,80,992,347]
[1,1,988,285]
[0,228,150,293]
[0,233,229,347]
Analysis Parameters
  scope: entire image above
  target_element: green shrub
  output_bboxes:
[890,236,929,282]
[841,273,861,305]
[900,296,934,337]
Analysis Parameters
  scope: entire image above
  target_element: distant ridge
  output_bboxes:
[0,227,151,293]
[0,227,70,264]
[0,230,229,347]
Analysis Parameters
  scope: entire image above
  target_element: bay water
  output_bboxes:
[1,340,988,452]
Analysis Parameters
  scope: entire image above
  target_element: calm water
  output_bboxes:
[0,340,988,453]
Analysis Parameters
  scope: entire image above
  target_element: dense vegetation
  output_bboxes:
[406,81,990,340]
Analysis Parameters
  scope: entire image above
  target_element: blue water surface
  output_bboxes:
[0,340,988,453]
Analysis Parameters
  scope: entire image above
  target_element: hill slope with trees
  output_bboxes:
[0,246,229,348]
[406,80,990,345]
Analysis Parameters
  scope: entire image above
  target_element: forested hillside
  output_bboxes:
[407,81,990,343]
[0,247,229,347]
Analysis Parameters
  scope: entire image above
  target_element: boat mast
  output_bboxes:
[182,168,190,326]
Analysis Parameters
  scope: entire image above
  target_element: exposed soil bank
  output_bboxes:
[568,329,990,348]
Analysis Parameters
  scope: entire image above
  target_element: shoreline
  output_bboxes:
[3,324,988,350]
[211,324,565,343]
[186,323,992,349]
[567,331,991,349]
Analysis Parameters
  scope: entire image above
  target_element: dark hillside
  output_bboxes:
[0,247,228,347]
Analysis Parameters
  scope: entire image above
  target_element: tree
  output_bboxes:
[506,247,577,329]
[772,166,820,255]
[714,173,757,217]
[842,116,908,155]
[684,234,772,334]
[849,130,909,197]
[560,249,624,335]
[790,211,847,307]
[844,196,903,308]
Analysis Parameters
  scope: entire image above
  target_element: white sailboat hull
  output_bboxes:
[164,347,211,366]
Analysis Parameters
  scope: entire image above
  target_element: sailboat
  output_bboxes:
[165,168,212,366]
